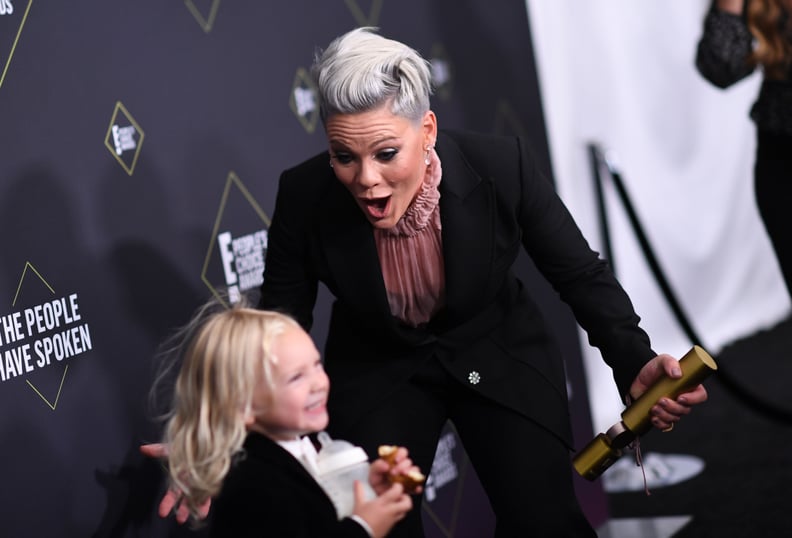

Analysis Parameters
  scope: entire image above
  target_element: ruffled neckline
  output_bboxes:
[380,149,442,237]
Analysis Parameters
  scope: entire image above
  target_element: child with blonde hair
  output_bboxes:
[150,297,419,537]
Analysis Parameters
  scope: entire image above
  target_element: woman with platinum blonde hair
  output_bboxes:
[313,26,432,123]
[149,27,708,536]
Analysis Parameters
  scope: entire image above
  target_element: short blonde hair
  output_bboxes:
[312,27,433,123]
[159,297,299,521]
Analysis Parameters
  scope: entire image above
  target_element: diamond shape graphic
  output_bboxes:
[430,44,453,102]
[10,262,69,410]
[290,67,320,134]
[185,0,221,33]
[0,0,33,90]
[201,171,271,307]
[344,0,383,26]
[420,425,495,536]
[104,101,145,176]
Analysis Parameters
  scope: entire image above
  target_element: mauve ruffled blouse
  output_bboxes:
[373,149,444,327]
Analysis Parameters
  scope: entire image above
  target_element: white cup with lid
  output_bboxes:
[315,431,376,518]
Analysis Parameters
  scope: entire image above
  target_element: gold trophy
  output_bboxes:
[573,345,717,481]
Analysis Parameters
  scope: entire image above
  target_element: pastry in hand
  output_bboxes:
[377,445,400,465]
[377,445,426,494]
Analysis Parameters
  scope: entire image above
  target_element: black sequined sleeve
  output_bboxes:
[695,7,756,88]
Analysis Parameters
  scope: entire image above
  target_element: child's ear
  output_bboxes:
[242,407,255,427]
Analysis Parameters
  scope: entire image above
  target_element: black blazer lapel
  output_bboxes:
[317,134,497,333]
[435,132,495,326]
[319,178,392,322]
[244,433,330,501]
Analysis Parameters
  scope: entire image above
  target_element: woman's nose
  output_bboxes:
[356,160,380,189]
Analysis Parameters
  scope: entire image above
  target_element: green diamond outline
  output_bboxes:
[0,0,34,90]
[344,0,383,26]
[420,424,475,537]
[201,171,271,307]
[11,261,69,411]
[103,101,146,176]
[289,67,320,134]
[185,0,221,33]
[430,43,454,101]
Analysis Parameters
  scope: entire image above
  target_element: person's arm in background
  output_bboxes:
[696,0,755,88]
[716,0,744,15]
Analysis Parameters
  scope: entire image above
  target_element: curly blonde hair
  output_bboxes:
[159,298,299,521]
[747,0,792,79]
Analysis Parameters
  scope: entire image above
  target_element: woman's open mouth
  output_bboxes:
[361,196,390,219]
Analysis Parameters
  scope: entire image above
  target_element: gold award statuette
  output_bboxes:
[573,345,717,481]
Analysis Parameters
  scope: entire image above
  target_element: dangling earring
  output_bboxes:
[329,159,334,168]
[424,145,434,166]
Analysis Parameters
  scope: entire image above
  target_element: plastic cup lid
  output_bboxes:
[316,446,369,474]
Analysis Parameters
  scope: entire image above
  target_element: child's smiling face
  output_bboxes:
[248,325,330,440]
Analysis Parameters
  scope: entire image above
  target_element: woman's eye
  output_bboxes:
[333,153,353,165]
[377,149,397,161]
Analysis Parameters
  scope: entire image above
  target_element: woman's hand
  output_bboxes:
[139,443,211,523]
[628,354,709,432]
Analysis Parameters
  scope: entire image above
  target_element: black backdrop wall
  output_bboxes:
[0,1,606,536]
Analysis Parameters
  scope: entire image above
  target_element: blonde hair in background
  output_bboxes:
[158,296,300,522]
[747,0,792,79]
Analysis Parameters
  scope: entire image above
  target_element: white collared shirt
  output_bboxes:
[276,436,373,537]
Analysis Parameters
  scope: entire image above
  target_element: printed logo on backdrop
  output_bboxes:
[420,425,494,536]
[290,67,320,134]
[202,171,270,306]
[104,101,145,176]
[1,263,94,410]
[344,0,383,26]
[185,0,221,33]
[429,44,453,102]
[493,99,527,139]
[423,430,459,504]
[0,0,32,90]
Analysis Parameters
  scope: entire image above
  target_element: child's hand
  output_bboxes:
[370,445,425,495]
[352,481,412,538]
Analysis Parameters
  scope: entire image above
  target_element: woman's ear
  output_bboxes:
[422,110,438,145]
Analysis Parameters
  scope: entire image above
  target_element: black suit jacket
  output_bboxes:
[211,433,369,537]
[260,129,655,447]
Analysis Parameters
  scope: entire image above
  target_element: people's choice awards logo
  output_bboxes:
[185,0,221,33]
[202,172,270,305]
[430,45,453,101]
[0,0,32,90]
[424,431,459,503]
[217,229,267,304]
[104,101,145,176]
[1,263,94,410]
[290,67,319,134]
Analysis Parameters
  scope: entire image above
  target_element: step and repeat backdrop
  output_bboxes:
[0,1,605,536]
